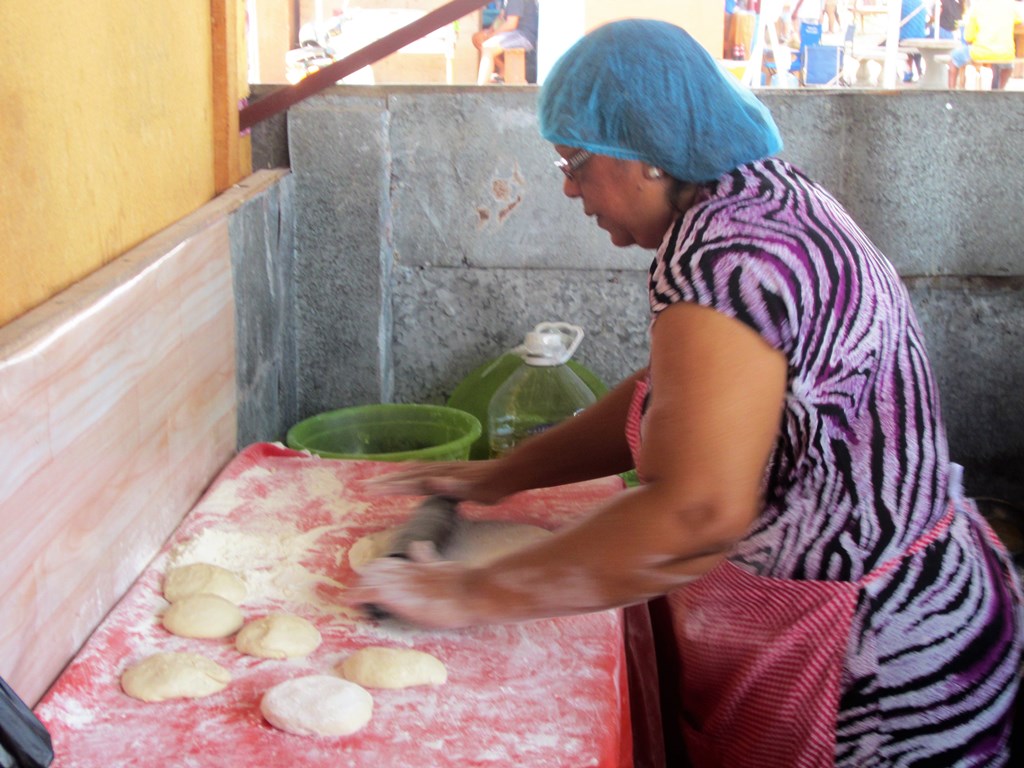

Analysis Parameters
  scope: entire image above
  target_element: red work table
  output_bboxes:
[35,443,640,767]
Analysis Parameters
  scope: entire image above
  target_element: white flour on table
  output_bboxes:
[167,524,349,613]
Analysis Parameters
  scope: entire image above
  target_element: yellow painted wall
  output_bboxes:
[0,1,217,327]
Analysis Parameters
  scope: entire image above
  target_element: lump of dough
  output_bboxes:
[260,675,373,737]
[444,521,552,566]
[338,646,447,689]
[347,529,393,573]
[121,652,230,702]
[162,593,244,639]
[163,562,246,604]
[236,613,322,659]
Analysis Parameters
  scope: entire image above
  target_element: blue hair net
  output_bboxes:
[538,19,783,182]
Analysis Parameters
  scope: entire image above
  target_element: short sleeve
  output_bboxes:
[649,209,803,359]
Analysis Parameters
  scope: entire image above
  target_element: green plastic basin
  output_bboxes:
[286,404,482,462]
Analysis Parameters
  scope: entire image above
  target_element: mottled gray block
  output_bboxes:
[289,94,395,417]
[390,264,650,404]
[230,174,298,446]
[908,276,1024,503]
[766,91,850,189]
[760,91,1024,277]
[388,90,650,271]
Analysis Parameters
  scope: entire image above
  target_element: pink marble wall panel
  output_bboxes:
[0,217,238,706]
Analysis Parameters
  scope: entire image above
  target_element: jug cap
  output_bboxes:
[518,322,585,367]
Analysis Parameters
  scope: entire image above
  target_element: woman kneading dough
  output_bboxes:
[345,19,1023,767]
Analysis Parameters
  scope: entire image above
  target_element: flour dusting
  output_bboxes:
[167,524,347,611]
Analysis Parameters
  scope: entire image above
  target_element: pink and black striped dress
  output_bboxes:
[641,158,1022,765]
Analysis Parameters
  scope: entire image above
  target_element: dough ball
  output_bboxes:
[260,675,373,737]
[163,562,246,604]
[338,646,447,689]
[121,652,230,702]
[236,613,322,659]
[162,593,244,639]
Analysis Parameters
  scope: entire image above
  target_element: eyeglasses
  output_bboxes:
[554,149,593,181]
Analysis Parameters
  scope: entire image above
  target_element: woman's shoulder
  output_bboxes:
[657,157,867,313]
[700,157,812,203]
[690,158,831,238]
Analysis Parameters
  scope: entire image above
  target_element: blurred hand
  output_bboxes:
[343,548,482,629]
[361,460,507,504]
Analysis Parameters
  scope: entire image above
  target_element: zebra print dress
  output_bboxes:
[647,158,1022,765]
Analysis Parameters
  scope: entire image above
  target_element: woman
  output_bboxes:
[347,20,1022,765]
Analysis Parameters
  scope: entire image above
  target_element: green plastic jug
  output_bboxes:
[447,323,608,460]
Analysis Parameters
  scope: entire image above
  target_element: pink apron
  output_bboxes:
[665,510,954,768]
[625,379,958,767]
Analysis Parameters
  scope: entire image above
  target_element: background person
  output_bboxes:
[819,0,846,34]
[473,0,539,84]
[939,0,967,39]
[899,0,929,81]
[348,19,1022,766]
[948,0,1024,88]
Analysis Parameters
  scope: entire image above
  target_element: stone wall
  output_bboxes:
[230,173,299,448]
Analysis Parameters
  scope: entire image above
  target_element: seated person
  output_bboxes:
[875,0,928,84]
[938,0,966,40]
[474,0,539,84]
[899,0,928,82]
[947,0,1024,89]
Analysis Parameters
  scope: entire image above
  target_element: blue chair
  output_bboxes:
[804,43,845,86]
[763,21,823,86]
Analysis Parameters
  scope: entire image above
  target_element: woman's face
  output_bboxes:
[553,146,677,250]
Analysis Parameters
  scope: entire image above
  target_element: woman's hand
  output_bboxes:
[361,460,507,504]
[344,548,482,629]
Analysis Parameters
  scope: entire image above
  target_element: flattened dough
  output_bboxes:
[338,646,447,689]
[260,675,373,737]
[163,562,246,604]
[162,593,244,639]
[121,652,230,702]
[236,613,322,659]
[348,520,552,573]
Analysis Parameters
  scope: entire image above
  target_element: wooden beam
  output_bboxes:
[212,0,252,192]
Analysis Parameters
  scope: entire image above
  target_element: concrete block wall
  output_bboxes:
[230,172,299,448]
[249,86,1023,503]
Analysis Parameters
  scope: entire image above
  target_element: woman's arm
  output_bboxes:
[494,14,520,33]
[347,303,788,627]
